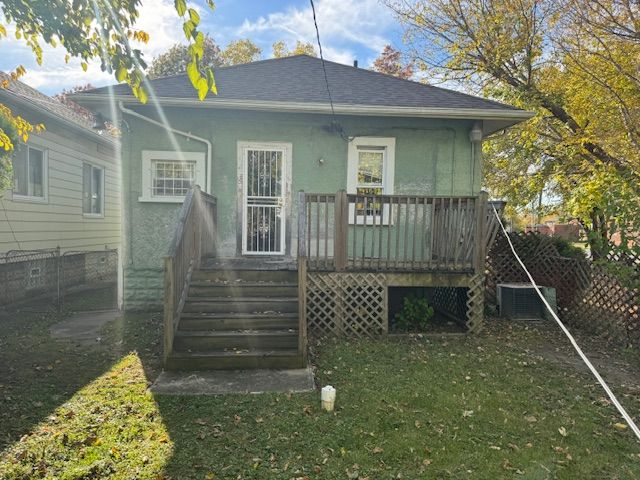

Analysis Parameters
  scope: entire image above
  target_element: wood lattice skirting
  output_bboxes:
[306,272,388,338]
[306,271,484,337]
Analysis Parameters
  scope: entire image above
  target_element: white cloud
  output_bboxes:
[0,0,186,94]
[238,0,393,66]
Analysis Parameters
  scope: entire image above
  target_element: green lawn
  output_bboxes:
[1,294,639,479]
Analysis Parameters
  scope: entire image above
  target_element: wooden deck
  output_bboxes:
[163,187,494,369]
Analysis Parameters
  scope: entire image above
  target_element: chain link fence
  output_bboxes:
[0,248,118,311]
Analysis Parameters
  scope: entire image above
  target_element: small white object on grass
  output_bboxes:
[321,385,336,411]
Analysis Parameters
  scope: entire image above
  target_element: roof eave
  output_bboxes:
[72,93,534,126]
[0,90,118,147]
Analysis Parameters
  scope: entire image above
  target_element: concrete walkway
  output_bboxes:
[50,309,120,344]
[150,368,315,395]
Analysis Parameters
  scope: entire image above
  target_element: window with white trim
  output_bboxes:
[347,137,395,224]
[12,145,47,201]
[83,163,104,215]
[139,151,205,202]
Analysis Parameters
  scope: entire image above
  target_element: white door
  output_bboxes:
[242,145,288,255]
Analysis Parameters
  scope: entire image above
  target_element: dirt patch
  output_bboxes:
[485,317,640,390]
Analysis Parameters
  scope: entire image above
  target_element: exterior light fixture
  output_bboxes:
[469,122,483,143]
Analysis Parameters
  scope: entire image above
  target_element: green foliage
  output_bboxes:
[220,39,262,65]
[550,236,586,260]
[0,0,217,181]
[272,40,317,58]
[394,294,435,332]
[393,0,640,258]
[147,35,223,79]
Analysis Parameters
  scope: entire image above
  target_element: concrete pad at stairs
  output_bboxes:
[50,309,120,344]
[149,368,315,395]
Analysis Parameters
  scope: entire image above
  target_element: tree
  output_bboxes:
[389,0,640,257]
[147,35,223,79]
[0,0,216,189]
[220,39,262,65]
[272,40,317,58]
[371,45,413,79]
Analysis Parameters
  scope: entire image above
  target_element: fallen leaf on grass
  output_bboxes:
[558,426,568,437]
[372,446,383,454]
[614,423,628,431]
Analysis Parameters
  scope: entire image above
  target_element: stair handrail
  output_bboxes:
[164,185,217,361]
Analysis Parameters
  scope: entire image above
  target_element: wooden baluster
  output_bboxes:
[386,197,392,269]
[334,190,348,271]
[403,197,410,268]
[361,196,368,268]
[411,197,418,270]
[394,197,401,270]
[371,194,377,270]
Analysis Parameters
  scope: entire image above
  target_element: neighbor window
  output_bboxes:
[347,137,395,224]
[12,145,47,200]
[140,151,206,202]
[83,163,104,215]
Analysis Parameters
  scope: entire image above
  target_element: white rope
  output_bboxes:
[490,204,640,441]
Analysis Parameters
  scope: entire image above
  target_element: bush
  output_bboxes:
[550,236,586,260]
[394,294,434,332]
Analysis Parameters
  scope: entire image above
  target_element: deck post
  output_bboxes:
[297,190,308,365]
[163,256,175,362]
[473,191,489,274]
[334,189,348,271]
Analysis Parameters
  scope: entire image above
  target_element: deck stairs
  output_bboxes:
[166,265,305,371]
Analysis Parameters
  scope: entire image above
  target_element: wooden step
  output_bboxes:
[189,282,298,298]
[173,330,298,351]
[166,349,305,371]
[192,269,297,283]
[179,312,298,331]
[183,297,298,314]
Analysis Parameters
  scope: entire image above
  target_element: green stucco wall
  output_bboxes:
[120,107,482,310]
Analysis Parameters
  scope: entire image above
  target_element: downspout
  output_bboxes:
[117,101,213,193]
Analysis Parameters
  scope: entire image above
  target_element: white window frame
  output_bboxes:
[139,150,205,203]
[12,144,48,203]
[82,162,105,218]
[347,137,395,225]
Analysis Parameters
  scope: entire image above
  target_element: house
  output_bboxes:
[0,74,120,306]
[74,55,532,369]
[0,74,120,252]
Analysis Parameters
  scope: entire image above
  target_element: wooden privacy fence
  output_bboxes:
[300,190,488,273]
[163,186,217,360]
[486,231,640,346]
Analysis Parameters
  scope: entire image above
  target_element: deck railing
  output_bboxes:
[298,190,488,273]
[163,185,217,360]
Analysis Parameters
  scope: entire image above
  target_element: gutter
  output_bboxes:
[76,93,535,123]
[118,102,212,194]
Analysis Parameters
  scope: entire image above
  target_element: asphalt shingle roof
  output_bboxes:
[85,55,520,112]
[0,71,101,133]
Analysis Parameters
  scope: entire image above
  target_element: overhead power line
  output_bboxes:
[309,0,348,141]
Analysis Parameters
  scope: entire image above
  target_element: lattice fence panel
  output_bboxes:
[486,231,640,346]
[307,272,387,338]
[429,287,468,327]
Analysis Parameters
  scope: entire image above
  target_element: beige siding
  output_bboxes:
[0,108,121,253]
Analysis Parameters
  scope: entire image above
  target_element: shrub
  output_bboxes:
[394,294,434,332]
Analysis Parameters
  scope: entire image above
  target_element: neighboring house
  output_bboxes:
[75,55,532,369]
[0,73,120,253]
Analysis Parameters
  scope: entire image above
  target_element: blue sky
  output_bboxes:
[0,0,405,95]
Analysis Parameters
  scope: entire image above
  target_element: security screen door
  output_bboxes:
[242,146,287,255]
